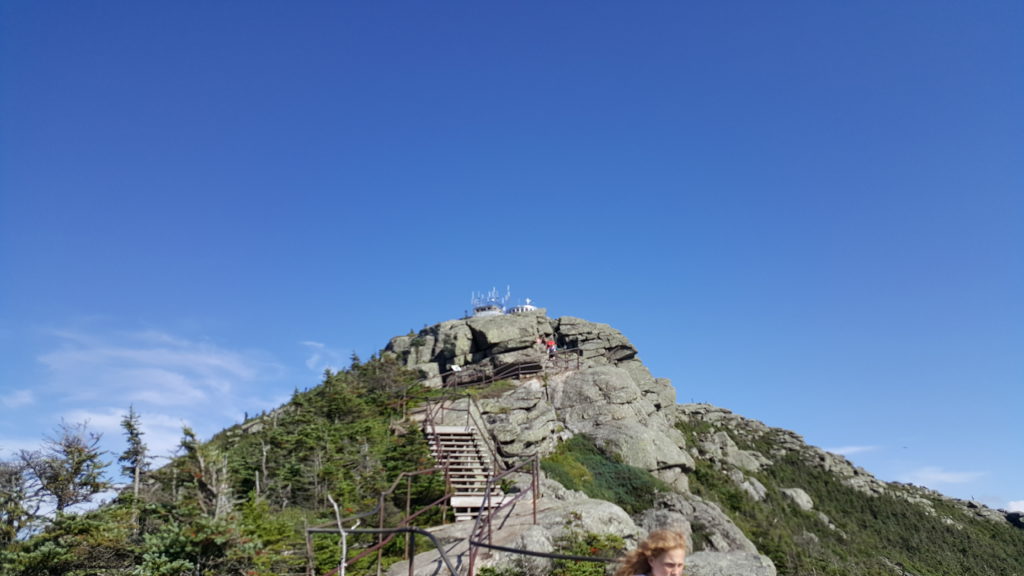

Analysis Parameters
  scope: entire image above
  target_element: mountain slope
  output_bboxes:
[3,312,1020,576]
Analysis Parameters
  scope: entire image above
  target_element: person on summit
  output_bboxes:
[613,530,686,576]
[545,337,557,356]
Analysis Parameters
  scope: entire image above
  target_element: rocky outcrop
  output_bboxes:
[1007,511,1024,529]
[637,493,760,556]
[385,313,647,388]
[386,312,553,386]
[388,313,1020,576]
[476,364,694,492]
[676,403,887,499]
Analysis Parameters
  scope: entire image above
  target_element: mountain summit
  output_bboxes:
[383,310,1023,576]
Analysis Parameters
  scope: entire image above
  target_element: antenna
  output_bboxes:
[470,285,512,316]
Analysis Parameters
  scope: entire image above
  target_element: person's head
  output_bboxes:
[614,530,686,576]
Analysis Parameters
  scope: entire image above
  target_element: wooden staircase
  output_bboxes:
[426,425,505,521]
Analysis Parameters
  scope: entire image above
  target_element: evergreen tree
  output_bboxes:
[0,459,34,545]
[178,426,233,519]
[118,405,149,500]
[19,420,110,514]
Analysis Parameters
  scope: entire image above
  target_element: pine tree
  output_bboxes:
[118,405,148,500]
[19,420,110,514]
[0,459,33,545]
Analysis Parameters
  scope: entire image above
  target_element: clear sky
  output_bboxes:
[1,2,1021,513]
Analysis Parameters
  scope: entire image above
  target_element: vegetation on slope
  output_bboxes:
[5,352,1022,576]
[0,355,444,576]
[678,420,1024,576]
[541,434,671,515]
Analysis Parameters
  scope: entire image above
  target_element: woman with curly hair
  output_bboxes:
[613,530,687,576]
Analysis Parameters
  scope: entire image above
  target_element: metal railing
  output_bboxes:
[464,455,617,576]
[306,346,600,576]
[439,347,583,388]
[466,457,539,576]
[304,467,452,576]
[305,525,459,576]
[423,393,503,476]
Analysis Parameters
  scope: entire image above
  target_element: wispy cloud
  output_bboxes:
[826,445,878,456]
[302,340,350,374]
[3,326,290,465]
[1,389,34,408]
[0,437,47,457]
[64,407,189,462]
[38,329,276,405]
[899,466,986,486]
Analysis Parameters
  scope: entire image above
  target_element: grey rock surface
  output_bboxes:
[781,487,814,511]
[384,313,1018,576]
[686,551,777,576]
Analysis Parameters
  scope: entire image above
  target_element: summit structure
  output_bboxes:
[470,286,539,317]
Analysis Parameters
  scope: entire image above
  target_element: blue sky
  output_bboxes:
[1,2,1021,512]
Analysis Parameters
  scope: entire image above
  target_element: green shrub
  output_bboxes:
[541,435,670,514]
[551,513,625,576]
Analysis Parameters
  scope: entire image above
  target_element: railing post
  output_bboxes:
[404,476,412,559]
[407,530,416,576]
[304,521,314,576]
[377,493,385,576]
[532,456,538,525]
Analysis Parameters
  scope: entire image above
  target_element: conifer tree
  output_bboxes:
[19,420,110,514]
[118,405,148,500]
[0,459,33,545]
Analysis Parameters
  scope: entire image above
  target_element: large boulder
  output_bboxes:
[639,493,760,555]
[781,488,814,511]
[686,551,777,576]
[480,380,567,459]
[555,316,638,364]
[467,313,548,355]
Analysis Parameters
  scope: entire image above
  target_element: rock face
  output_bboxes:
[385,313,646,388]
[388,312,1018,576]
[395,313,778,575]
[476,365,695,492]
[415,314,695,489]
[386,311,551,386]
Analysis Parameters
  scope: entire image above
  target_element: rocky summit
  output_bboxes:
[384,311,1023,576]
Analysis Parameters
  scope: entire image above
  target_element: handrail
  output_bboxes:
[308,347,592,576]
[464,395,502,475]
[426,346,586,470]
[425,393,504,475]
[306,526,459,576]
[464,455,619,575]
[466,456,540,576]
[471,540,617,563]
[305,467,453,576]
[437,346,584,389]
[318,467,448,528]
